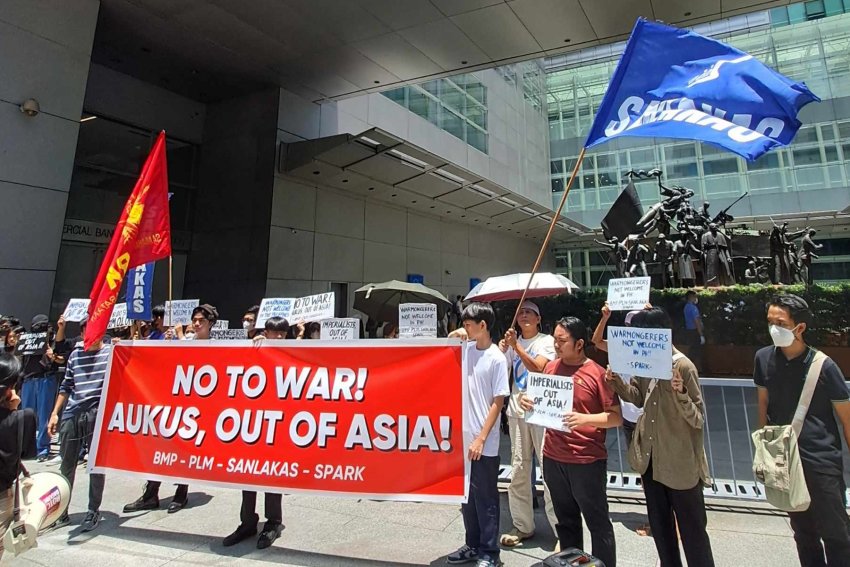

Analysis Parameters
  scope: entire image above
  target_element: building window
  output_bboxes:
[381,74,489,153]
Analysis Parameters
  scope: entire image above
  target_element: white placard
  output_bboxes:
[289,292,335,323]
[213,319,229,330]
[62,298,90,322]
[107,303,129,329]
[163,299,200,327]
[524,372,574,432]
[607,326,673,380]
[256,297,294,327]
[606,277,651,311]
[320,318,360,341]
[210,328,248,340]
[399,303,437,338]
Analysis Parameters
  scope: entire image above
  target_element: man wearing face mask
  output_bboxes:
[242,305,260,339]
[683,291,704,372]
[754,294,850,564]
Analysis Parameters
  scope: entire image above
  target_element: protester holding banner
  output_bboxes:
[446,303,509,567]
[242,305,260,339]
[47,334,113,531]
[147,305,167,340]
[605,308,715,567]
[125,304,218,514]
[223,316,289,549]
[0,353,38,560]
[497,300,557,547]
[20,315,62,462]
[520,317,620,567]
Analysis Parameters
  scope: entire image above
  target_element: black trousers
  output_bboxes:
[543,457,616,567]
[642,462,714,567]
[241,491,282,528]
[789,467,850,566]
[461,456,500,561]
[144,480,188,502]
[623,420,637,450]
[684,329,703,372]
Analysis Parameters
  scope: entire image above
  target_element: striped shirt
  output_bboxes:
[60,344,113,420]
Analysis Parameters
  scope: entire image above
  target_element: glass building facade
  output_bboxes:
[548,7,850,286]
[382,74,490,153]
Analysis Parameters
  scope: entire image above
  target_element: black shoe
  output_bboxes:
[167,498,187,513]
[36,454,49,463]
[123,495,160,513]
[257,523,283,549]
[223,524,257,547]
[50,514,71,529]
[447,545,479,564]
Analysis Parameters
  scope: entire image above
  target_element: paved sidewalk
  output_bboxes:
[4,460,800,567]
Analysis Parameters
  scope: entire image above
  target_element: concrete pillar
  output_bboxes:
[0,1,100,322]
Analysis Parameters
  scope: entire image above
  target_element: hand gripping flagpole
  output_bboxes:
[509,146,586,329]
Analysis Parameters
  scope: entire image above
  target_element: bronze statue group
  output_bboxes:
[596,169,821,288]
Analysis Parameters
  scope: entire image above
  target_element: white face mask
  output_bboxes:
[242,320,254,331]
[769,324,796,348]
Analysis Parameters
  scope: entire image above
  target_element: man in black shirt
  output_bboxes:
[1,353,37,560]
[754,294,850,565]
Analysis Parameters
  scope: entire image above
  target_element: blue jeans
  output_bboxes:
[462,456,501,561]
[21,374,59,457]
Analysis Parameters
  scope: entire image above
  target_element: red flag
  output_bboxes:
[85,131,171,348]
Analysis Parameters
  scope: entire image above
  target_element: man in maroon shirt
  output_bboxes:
[520,316,621,567]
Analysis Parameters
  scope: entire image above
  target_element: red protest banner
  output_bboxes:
[89,341,466,503]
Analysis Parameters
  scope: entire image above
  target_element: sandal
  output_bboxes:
[499,527,534,547]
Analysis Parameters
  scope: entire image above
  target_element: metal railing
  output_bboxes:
[499,377,850,507]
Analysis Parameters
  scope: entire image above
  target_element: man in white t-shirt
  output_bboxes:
[499,300,558,547]
[447,302,510,567]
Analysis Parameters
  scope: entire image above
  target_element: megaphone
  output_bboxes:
[2,471,70,557]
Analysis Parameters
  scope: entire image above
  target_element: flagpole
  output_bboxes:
[168,255,173,328]
[510,146,587,329]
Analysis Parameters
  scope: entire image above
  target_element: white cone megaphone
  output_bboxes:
[2,471,70,557]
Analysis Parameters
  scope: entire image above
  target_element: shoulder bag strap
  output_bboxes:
[790,350,828,436]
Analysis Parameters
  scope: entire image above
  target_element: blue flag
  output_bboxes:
[585,19,819,161]
[126,262,155,321]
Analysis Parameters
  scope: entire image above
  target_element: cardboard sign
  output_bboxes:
[289,292,335,323]
[607,326,673,380]
[15,332,48,356]
[126,262,155,321]
[163,300,200,327]
[257,298,294,327]
[320,318,360,341]
[399,303,437,338]
[213,320,229,330]
[210,328,248,340]
[108,303,130,329]
[89,341,465,503]
[606,277,651,311]
[524,373,574,432]
[63,299,91,322]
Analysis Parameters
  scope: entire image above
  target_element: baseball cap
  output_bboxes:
[31,314,49,328]
[624,310,641,326]
[519,300,540,316]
